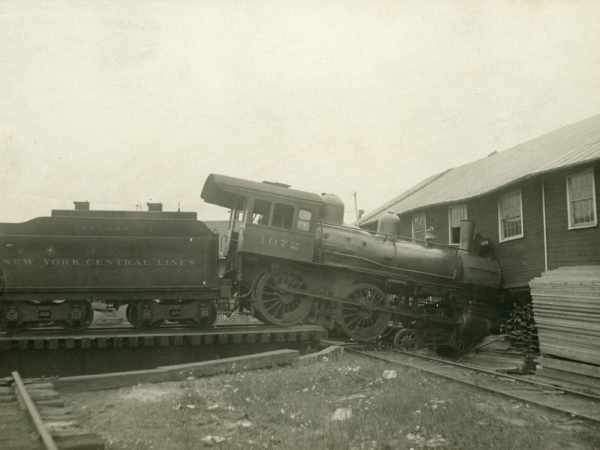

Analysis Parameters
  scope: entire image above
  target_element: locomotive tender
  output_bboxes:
[0,207,220,330]
[0,174,504,347]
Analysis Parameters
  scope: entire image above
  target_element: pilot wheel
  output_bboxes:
[253,270,313,326]
[393,328,422,351]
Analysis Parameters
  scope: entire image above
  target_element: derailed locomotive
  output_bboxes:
[0,174,505,348]
[202,174,503,349]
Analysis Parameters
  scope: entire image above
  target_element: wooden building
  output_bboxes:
[359,114,600,294]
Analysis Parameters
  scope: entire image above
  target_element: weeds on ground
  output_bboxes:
[67,355,600,450]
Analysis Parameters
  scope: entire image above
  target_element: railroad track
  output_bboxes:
[0,372,103,450]
[0,324,315,340]
[1,324,326,378]
[347,346,600,425]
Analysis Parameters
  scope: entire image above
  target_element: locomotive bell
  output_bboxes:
[377,212,400,236]
[320,194,345,225]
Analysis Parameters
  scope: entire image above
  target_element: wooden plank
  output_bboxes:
[537,331,600,350]
[54,350,300,393]
[538,367,600,393]
[535,317,600,332]
[532,309,600,320]
[536,323,600,338]
[540,343,600,366]
[542,356,600,379]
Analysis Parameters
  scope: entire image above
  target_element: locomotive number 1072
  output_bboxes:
[259,235,300,251]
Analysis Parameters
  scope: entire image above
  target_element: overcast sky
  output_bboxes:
[2,0,600,223]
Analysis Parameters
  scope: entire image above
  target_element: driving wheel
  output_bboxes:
[253,270,313,326]
[336,283,391,341]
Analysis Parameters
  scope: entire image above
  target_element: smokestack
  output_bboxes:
[459,220,475,252]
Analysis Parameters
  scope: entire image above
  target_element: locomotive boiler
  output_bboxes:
[201,174,503,348]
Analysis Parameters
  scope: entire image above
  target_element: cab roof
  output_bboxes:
[201,173,324,209]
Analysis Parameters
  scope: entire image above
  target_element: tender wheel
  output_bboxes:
[126,303,155,328]
[336,283,391,341]
[253,271,313,326]
[192,301,218,328]
[393,328,422,351]
[68,302,94,330]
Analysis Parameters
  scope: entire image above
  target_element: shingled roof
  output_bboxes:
[359,113,600,226]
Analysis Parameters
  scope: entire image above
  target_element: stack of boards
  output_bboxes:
[530,266,600,395]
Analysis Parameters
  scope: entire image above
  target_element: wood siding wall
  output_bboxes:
[544,163,600,269]
[363,161,599,290]
[397,177,546,288]
[470,178,546,288]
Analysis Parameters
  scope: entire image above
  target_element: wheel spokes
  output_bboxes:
[337,283,391,341]
[253,271,313,326]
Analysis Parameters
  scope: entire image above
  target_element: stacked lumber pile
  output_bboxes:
[530,266,600,394]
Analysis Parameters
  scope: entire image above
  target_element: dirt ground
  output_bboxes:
[63,354,600,450]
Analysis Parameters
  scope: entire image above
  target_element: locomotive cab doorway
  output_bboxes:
[223,199,244,259]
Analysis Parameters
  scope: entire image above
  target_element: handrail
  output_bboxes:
[317,221,465,254]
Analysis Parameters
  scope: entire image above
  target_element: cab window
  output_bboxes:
[251,199,271,225]
[296,209,312,231]
[272,203,294,229]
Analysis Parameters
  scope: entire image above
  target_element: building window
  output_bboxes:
[566,168,597,229]
[296,209,312,232]
[271,203,294,229]
[448,204,467,245]
[498,190,523,242]
[412,212,426,241]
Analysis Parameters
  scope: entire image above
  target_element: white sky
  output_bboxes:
[2,0,600,223]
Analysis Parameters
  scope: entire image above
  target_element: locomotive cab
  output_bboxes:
[201,174,324,263]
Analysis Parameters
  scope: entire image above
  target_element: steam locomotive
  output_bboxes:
[0,174,504,348]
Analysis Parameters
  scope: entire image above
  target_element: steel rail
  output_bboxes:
[0,322,270,337]
[392,348,600,401]
[346,347,600,425]
[11,371,58,450]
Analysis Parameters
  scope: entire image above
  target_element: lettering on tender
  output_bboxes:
[0,258,197,267]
